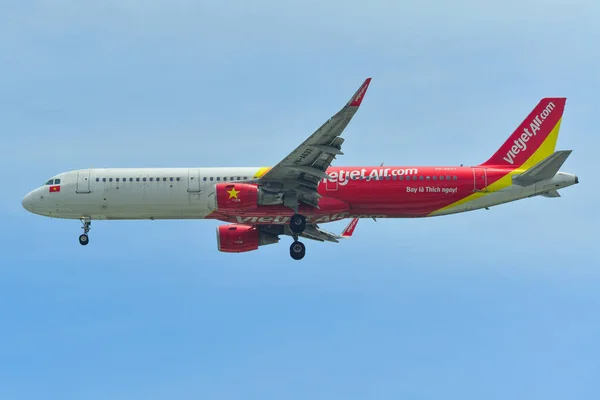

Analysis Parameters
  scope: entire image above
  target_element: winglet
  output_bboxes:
[347,78,372,107]
[340,218,359,238]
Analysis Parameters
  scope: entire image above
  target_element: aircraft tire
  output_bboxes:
[290,214,307,234]
[79,234,89,246]
[290,241,306,260]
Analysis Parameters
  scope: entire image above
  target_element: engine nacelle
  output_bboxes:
[215,183,283,211]
[216,224,279,253]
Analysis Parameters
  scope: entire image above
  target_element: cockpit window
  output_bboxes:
[54,179,61,184]
[45,179,53,185]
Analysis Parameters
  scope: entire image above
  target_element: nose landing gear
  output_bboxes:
[79,217,91,246]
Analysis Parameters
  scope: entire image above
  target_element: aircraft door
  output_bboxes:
[473,167,487,192]
[187,169,201,192]
[76,170,91,193]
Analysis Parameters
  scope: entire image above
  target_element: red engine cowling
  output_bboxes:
[215,183,259,212]
[216,224,279,253]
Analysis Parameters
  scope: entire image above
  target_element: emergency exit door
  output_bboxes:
[473,168,487,192]
[187,169,201,192]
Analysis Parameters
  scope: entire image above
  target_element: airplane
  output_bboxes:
[22,78,578,260]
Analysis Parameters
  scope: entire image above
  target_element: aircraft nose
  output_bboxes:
[22,191,36,212]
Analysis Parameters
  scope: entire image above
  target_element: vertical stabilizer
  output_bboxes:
[481,98,566,169]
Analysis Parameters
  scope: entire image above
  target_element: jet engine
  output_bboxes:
[216,224,279,253]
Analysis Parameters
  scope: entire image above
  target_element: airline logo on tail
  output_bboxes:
[481,97,566,168]
[503,102,557,165]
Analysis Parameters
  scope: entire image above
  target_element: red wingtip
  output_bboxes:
[341,218,359,237]
[348,78,372,107]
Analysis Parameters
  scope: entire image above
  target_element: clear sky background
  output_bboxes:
[1,1,599,399]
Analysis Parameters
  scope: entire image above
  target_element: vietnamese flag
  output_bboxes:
[49,185,60,193]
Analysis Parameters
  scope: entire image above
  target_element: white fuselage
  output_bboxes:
[22,168,259,220]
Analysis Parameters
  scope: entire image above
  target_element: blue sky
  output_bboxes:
[1,0,599,398]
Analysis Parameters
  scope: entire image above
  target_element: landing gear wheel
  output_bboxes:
[290,213,306,234]
[290,241,306,260]
[79,234,89,246]
[79,217,91,246]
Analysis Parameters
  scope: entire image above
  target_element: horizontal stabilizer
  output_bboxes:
[541,189,561,198]
[513,150,572,186]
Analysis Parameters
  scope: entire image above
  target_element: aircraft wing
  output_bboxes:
[299,218,360,243]
[259,218,360,243]
[256,78,372,208]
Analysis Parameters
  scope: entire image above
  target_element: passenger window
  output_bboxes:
[96,178,100,182]
[123,178,127,182]
[170,177,174,181]
[216,177,221,181]
[156,178,160,181]
[176,177,180,181]
[149,178,153,182]
[203,177,207,181]
[453,176,458,180]
[116,178,120,182]
[136,178,140,182]
[399,176,403,180]
[243,176,248,179]
[237,177,241,180]
[102,178,106,182]
[446,176,451,180]
[440,176,444,180]
[392,175,397,180]
[419,176,424,180]
[129,178,133,182]
[433,176,437,180]
[109,178,113,182]
[210,177,214,181]
[413,176,417,180]
[426,176,430,180]
[143,178,147,182]
[163,178,167,181]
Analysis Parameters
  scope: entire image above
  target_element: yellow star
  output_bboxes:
[227,187,240,199]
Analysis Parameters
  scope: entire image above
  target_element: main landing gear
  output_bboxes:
[289,213,307,260]
[290,240,306,260]
[289,213,306,234]
[79,217,91,246]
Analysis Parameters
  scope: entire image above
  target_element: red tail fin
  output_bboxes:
[481,98,566,169]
